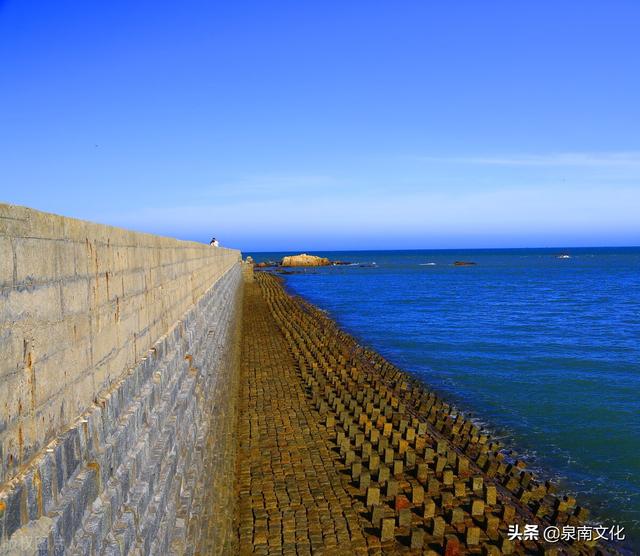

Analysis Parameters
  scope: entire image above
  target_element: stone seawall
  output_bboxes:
[0,204,239,481]
[0,205,244,554]
[235,272,612,555]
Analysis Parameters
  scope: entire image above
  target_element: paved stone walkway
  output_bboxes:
[235,273,609,555]
[237,279,369,555]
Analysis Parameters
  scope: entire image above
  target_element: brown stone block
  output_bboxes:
[399,438,409,455]
[432,516,446,539]
[485,485,497,505]
[501,537,514,554]
[424,447,435,462]
[502,505,515,523]
[454,481,466,498]
[370,428,380,445]
[423,498,436,520]
[369,453,380,472]
[366,486,380,507]
[466,526,481,547]
[412,484,425,506]
[472,476,484,493]
[398,507,412,527]
[351,461,362,479]
[405,449,416,468]
[386,480,398,497]
[441,491,455,507]
[443,469,454,486]
[485,514,500,532]
[377,465,390,485]
[371,505,384,528]
[380,517,395,542]
[391,459,403,476]
[449,507,465,525]
[417,462,429,483]
[471,499,485,517]
[410,527,425,549]
[394,494,411,512]
[427,478,440,496]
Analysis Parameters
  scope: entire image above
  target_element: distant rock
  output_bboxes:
[454,261,476,266]
[255,260,278,268]
[281,254,331,267]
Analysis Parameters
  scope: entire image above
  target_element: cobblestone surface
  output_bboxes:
[237,278,369,556]
[236,272,612,555]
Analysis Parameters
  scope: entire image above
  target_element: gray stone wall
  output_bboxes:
[0,205,244,555]
[1,264,243,555]
[0,204,240,482]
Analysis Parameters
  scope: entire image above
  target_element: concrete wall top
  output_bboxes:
[0,203,241,485]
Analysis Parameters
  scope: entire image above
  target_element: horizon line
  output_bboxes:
[243,245,640,254]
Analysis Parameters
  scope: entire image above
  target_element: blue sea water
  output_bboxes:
[249,248,640,548]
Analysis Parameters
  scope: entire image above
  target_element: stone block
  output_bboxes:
[371,505,384,528]
[410,527,425,549]
[485,485,497,505]
[386,480,398,498]
[423,498,436,519]
[359,470,371,491]
[380,517,395,542]
[351,462,362,480]
[427,478,440,496]
[393,460,403,476]
[471,499,485,517]
[445,534,460,555]
[450,507,464,525]
[467,526,480,546]
[377,465,390,485]
[366,487,380,507]
[432,516,446,539]
[417,462,429,482]
[472,476,484,493]
[394,495,411,512]
[397,508,411,527]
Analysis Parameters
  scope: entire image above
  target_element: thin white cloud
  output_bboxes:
[105,184,640,239]
[419,152,640,167]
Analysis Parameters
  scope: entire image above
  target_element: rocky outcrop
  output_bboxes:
[281,254,331,267]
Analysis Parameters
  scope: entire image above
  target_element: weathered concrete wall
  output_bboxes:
[0,205,243,554]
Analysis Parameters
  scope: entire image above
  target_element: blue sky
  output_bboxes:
[1,1,639,251]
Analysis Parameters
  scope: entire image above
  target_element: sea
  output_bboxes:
[248,247,640,549]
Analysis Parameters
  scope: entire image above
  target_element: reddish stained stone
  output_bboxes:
[445,535,461,556]
[394,495,411,512]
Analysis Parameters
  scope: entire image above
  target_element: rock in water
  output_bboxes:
[281,253,331,267]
